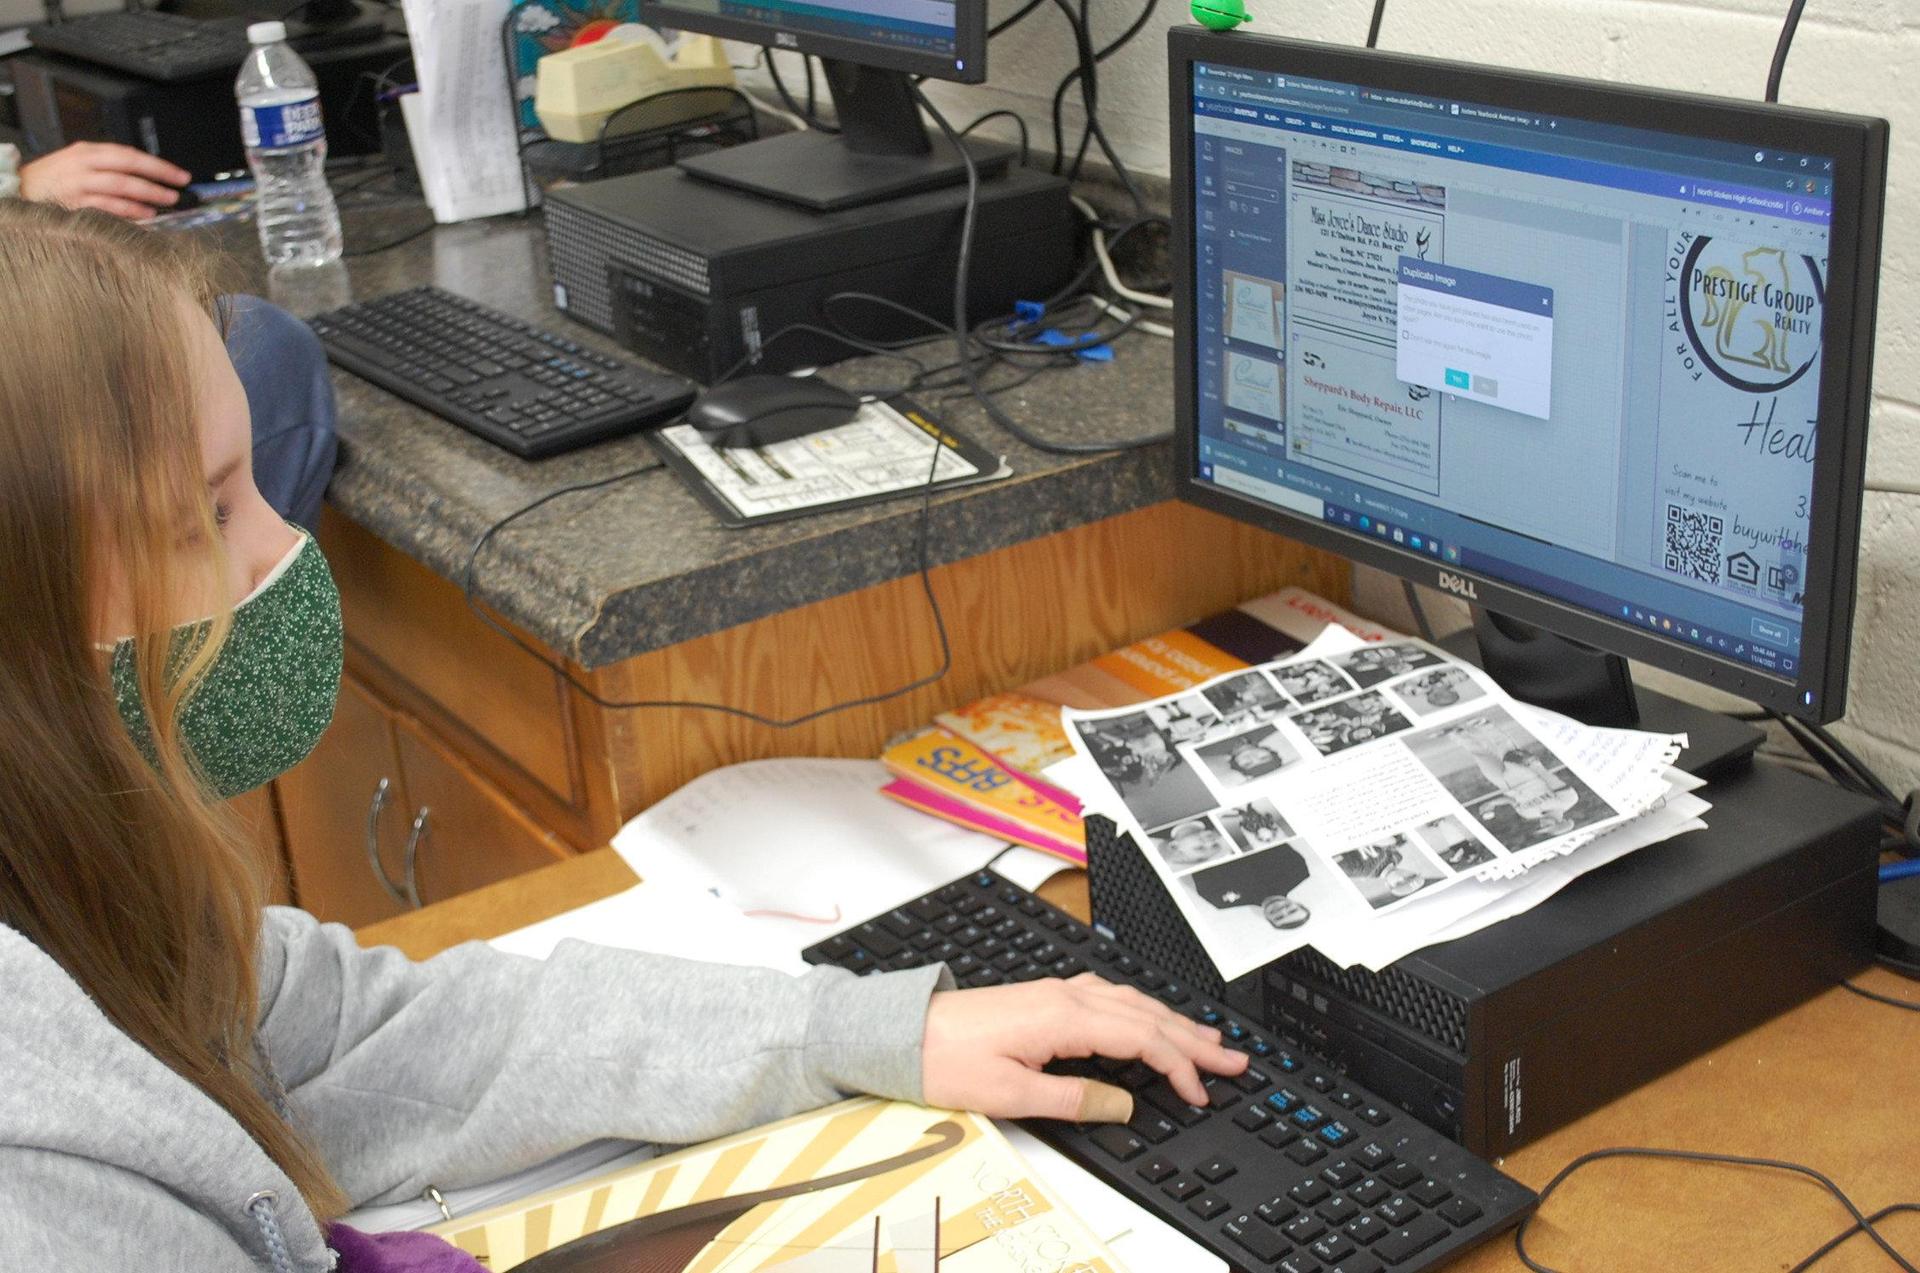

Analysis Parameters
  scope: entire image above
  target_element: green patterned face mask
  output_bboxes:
[111,533,343,799]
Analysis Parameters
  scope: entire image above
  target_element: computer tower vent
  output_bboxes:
[1278,948,1469,1054]
[1087,815,1229,1002]
[545,201,711,333]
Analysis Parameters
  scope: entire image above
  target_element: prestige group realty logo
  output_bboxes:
[1672,232,1826,394]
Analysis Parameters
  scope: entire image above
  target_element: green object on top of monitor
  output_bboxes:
[1190,0,1248,30]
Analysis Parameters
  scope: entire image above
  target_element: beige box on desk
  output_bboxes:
[533,32,734,143]
[1,0,119,25]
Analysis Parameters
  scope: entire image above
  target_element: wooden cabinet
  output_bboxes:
[277,676,414,927]
[299,499,1346,927]
[316,502,1348,860]
[392,715,570,906]
[276,673,567,926]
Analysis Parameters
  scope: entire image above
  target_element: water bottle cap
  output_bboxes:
[246,20,287,43]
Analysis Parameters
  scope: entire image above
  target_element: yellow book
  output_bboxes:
[432,1098,1125,1273]
[881,729,1085,852]
[933,692,1075,775]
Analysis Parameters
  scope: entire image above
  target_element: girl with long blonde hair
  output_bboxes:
[0,199,1244,1271]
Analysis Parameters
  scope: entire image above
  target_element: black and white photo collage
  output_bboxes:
[1071,639,1612,919]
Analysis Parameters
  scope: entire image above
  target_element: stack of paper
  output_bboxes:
[1051,627,1703,977]
[397,0,533,222]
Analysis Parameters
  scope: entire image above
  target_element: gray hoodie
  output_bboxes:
[0,906,947,1270]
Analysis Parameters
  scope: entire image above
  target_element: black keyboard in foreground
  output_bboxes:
[28,11,252,82]
[804,870,1536,1273]
[309,287,698,460]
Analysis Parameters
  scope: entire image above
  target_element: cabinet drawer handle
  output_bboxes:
[401,807,430,910]
[364,777,407,905]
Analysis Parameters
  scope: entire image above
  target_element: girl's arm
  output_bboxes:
[255,907,949,1208]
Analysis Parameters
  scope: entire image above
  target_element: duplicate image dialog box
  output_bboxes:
[1395,259,1555,421]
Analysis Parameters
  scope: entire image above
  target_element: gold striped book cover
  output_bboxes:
[429,1098,1126,1273]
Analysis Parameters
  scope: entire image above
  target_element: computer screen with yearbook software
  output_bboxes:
[1188,61,1833,684]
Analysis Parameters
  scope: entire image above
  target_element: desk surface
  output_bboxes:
[207,198,1182,668]
[359,841,1920,1272]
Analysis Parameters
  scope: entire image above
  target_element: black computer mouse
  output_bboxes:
[686,374,862,448]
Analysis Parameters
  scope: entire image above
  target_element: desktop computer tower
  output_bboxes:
[542,165,1078,384]
[1087,759,1879,1156]
[10,36,403,179]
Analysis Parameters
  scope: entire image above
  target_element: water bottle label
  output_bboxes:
[242,96,324,149]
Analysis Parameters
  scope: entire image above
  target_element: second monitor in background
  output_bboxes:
[637,0,1005,209]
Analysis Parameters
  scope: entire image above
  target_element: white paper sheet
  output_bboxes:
[612,758,1067,953]
[655,399,1003,521]
[1316,787,1711,970]
[1002,1127,1227,1272]
[1056,628,1692,979]
[398,0,530,222]
[490,878,806,971]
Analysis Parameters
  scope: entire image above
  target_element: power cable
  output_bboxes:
[1365,0,1387,48]
[460,439,954,726]
[1514,1146,1918,1273]
[1765,0,1808,103]
[1839,981,1920,1012]
[863,101,1174,455]
[1045,0,1153,217]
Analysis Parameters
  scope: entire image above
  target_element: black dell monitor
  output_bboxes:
[638,0,1004,210]
[1168,27,1887,731]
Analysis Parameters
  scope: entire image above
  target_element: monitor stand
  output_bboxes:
[678,61,1012,212]
[1444,610,1764,780]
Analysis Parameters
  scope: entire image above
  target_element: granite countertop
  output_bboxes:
[214,190,1181,670]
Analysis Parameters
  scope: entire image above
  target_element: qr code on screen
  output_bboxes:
[1663,503,1723,583]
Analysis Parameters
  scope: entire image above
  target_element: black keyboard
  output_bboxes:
[28,11,252,82]
[309,288,698,459]
[804,870,1536,1273]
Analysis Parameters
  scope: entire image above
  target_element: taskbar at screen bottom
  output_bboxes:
[709,0,959,47]
[1202,465,1804,681]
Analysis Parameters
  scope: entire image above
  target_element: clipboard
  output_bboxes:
[650,396,1010,528]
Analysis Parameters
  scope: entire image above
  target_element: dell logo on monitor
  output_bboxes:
[1437,570,1479,600]
[775,32,799,46]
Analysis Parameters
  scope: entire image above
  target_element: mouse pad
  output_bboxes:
[651,396,1008,526]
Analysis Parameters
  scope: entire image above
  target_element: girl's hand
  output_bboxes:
[921,973,1248,1123]
[20,142,190,220]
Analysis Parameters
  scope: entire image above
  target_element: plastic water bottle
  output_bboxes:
[236,21,342,267]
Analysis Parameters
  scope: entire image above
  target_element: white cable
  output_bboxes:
[741,49,820,132]
[1088,294,1173,338]
[1866,479,1920,497]
[742,89,809,133]
[1072,195,1173,311]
